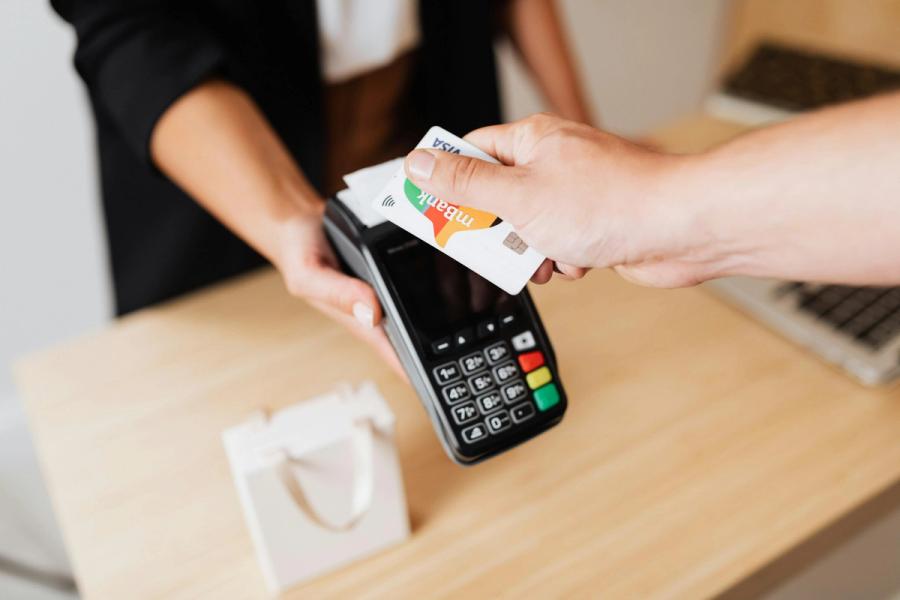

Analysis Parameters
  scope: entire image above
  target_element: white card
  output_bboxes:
[341,158,402,227]
[371,126,544,295]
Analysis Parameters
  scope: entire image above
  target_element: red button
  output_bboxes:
[517,351,545,372]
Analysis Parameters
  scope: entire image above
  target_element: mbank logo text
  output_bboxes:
[403,179,499,247]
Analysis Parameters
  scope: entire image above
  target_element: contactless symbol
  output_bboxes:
[381,195,396,208]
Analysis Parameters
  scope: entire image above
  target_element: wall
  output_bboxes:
[1,2,111,597]
[0,2,113,405]
[500,0,727,133]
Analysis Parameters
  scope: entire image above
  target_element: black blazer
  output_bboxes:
[52,0,504,315]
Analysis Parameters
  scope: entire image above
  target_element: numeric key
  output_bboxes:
[441,382,470,405]
[502,380,528,404]
[486,411,511,434]
[433,362,461,385]
[468,373,495,394]
[484,341,510,365]
[459,352,486,375]
[450,401,479,425]
[476,391,504,414]
[492,361,519,383]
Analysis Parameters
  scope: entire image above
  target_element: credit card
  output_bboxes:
[341,158,400,227]
[371,126,544,295]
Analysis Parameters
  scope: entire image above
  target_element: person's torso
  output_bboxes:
[91,0,505,313]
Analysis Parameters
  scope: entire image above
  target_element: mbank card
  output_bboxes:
[372,126,544,295]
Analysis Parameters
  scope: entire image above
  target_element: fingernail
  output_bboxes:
[407,150,435,181]
[352,302,375,328]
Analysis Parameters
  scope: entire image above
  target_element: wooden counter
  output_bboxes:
[15,114,900,599]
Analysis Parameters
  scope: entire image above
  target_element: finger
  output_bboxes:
[310,300,408,381]
[343,315,405,380]
[530,259,554,284]
[404,149,519,216]
[464,113,560,166]
[555,263,589,280]
[463,123,521,165]
[368,329,408,382]
[294,261,382,327]
[629,136,663,152]
[614,262,703,288]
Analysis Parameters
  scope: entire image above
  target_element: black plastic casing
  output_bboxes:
[323,195,567,465]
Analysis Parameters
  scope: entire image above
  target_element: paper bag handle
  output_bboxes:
[272,418,375,532]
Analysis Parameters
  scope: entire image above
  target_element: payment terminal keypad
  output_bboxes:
[427,322,563,454]
[323,194,566,465]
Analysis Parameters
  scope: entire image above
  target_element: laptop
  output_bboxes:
[704,42,900,385]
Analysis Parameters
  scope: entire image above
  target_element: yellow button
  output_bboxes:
[526,366,552,390]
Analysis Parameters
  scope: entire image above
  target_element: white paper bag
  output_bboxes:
[222,382,410,594]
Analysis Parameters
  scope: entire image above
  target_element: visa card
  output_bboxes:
[341,158,400,227]
[371,126,544,295]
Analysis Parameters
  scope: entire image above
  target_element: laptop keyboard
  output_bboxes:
[777,284,900,350]
[723,43,900,111]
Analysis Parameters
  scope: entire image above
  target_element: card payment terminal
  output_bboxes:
[324,194,567,465]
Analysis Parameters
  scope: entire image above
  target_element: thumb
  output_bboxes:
[293,263,383,328]
[404,149,518,215]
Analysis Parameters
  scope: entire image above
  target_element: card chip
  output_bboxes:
[503,232,528,255]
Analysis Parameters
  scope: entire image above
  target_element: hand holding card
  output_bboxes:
[372,127,544,295]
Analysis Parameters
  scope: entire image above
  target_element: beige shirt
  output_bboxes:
[316,0,421,83]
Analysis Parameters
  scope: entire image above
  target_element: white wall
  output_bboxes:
[499,0,728,134]
[0,2,113,405]
[1,2,110,597]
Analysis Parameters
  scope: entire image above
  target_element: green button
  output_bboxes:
[533,383,560,411]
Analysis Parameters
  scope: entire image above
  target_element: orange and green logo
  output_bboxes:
[403,179,500,247]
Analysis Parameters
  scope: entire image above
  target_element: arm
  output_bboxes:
[678,93,900,286]
[403,92,900,287]
[150,81,402,371]
[504,0,595,124]
[52,1,400,370]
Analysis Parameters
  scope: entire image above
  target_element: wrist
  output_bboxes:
[273,201,324,272]
[650,151,756,284]
[259,173,324,274]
